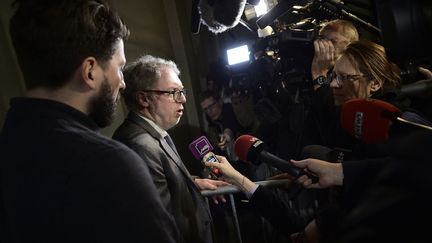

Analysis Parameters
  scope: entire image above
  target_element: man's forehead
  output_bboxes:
[321,30,348,42]
[199,95,213,104]
[110,40,126,63]
[156,70,183,88]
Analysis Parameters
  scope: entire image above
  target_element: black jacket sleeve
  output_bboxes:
[249,185,304,236]
[341,158,389,211]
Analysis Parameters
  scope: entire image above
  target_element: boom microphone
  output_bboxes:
[340,98,432,144]
[234,135,318,181]
[191,0,201,34]
[309,0,381,33]
[198,0,247,34]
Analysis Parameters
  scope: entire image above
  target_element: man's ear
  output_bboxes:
[369,79,382,92]
[136,91,150,108]
[81,57,99,89]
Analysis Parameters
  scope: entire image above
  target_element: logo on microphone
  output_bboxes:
[252,139,263,148]
[188,136,214,160]
[354,111,363,139]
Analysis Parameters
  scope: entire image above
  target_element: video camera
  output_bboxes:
[222,0,381,107]
[227,16,321,108]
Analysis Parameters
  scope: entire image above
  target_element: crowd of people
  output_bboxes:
[1,0,431,243]
[197,19,432,243]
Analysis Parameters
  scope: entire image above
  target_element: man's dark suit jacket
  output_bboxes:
[113,111,213,243]
[0,98,179,243]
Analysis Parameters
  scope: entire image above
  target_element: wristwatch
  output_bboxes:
[313,75,328,86]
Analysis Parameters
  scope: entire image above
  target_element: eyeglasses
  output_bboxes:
[142,88,186,102]
[328,72,371,87]
[202,100,218,113]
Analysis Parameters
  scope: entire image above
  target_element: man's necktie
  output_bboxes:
[164,134,191,174]
[164,134,179,155]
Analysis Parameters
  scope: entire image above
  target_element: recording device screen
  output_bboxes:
[227,45,250,65]
[203,152,219,163]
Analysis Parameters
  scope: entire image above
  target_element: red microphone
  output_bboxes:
[340,98,432,144]
[234,135,318,182]
[234,135,263,163]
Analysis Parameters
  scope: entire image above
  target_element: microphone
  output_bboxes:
[191,0,201,34]
[310,0,381,33]
[189,136,221,176]
[198,0,247,34]
[398,78,432,99]
[308,0,344,19]
[340,98,432,144]
[234,135,318,181]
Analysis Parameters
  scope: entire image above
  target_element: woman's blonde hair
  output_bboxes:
[342,40,401,93]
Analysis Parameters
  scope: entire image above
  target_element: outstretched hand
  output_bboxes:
[291,158,344,189]
[203,155,241,181]
[203,155,257,194]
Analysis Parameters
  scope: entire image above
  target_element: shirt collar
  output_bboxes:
[134,111,168,137]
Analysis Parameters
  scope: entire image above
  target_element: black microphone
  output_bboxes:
[234,135,318,182]
[398,78,432,99]
[309,0,344,19]
[198,0,247,34]
[311,0,381,33]
[191,0,201,34]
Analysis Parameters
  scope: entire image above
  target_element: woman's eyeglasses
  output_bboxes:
[328,72,371,86]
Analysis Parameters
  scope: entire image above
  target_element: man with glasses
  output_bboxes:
[311,19,359,90]
[199,90,240,161]
[113,55,228,243]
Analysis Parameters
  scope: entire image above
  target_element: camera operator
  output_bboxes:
[303,38,432,159]
[311,20,359,90]
[303,38,430,203]
[300,20,361,154]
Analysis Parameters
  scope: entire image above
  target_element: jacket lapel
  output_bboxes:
[127,112,212,218]
[127,112,195,184]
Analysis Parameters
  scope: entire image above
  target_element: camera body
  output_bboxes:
[230,26,318,110]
